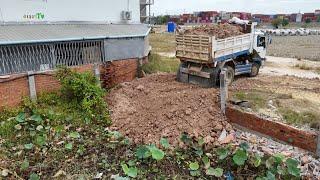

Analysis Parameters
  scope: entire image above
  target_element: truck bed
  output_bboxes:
[176,33,252,63]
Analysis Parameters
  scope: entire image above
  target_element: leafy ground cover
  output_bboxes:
[0,68,302,179]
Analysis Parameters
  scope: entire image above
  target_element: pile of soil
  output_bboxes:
[107,74,234,146]
[182,24,244,39]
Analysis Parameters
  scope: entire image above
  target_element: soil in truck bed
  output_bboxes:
[180,24,244,39]
[106,73,234,146]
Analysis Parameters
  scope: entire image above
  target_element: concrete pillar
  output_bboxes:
[220,69,227,114]
[317,132,320,157]
[27,71,37,101]
[93,63,101,87]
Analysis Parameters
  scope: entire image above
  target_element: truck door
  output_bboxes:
[255,35,267,59]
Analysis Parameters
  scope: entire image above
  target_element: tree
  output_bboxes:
[155,15,170,25]
[282,19,289,27]
[317,16,320,23]
[271,18,282,28]
[305,18,312,24]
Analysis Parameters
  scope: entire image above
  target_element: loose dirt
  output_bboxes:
[180,24,244,39]
[107,73,233,145]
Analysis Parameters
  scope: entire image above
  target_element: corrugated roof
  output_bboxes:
[0,23,150,45]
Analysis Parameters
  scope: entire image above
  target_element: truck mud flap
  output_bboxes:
[177,66,219,88]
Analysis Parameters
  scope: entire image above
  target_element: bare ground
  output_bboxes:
[107,73,233,146]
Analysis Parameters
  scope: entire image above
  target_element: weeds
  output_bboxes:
[149,33,176,53]
[279,108,318,125]
[0,67,303,179]
[142,53,179,74]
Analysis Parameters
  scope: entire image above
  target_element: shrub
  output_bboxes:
[55,67,109,124]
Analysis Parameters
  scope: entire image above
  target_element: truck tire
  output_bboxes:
[250,63,260,77]
[225,66,235,85]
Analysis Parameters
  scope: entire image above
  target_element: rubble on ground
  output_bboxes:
[235,130,320,179]
[107,73,234,146]
[180,24,244,39]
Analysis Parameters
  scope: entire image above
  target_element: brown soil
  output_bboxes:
[182,24,244,39]
[107,73,233,146]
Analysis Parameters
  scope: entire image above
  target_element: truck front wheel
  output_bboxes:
[250,63,260,77]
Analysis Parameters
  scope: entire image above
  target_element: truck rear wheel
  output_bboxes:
[225,66,235,85]
[250,63,260,77]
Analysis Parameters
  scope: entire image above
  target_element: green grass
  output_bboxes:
[149,33,176,53]
[142,53,180,74]
[279,108,319,125]
[233,90,270,110]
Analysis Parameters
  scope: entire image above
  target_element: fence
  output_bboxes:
[0,40,104,75]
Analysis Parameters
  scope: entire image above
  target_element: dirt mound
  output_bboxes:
[107,74,233,146]
[182,24,244,39]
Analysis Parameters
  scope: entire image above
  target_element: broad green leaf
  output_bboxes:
[233,149,248,166]
[198,138,205,146]
[110,131,122,139]
[29,173,40,180]
[149,146,165,161]
[286,158,300,177]
[206,167,223,177]
[189,162,199,171]
[216,147,230,160]
[194,147,203,157]
[77,145,85,155]
[252,154,262,167]
[273,153,285,164]
[121,164,137,178]
[110,174,129,180]
[147,145,165,160]
[14,124,22,130]
[24,143,34,150]
[69,132,80,139]
[277,165,287,175]
[127,160,136,167]
[266,157,275,169]
[36,125,43,131]
[136,146,151,159]
[35,135,46,146]
[190,170,200,177]
[29,131,36,137]
[30,114,42,122]
[15,112,25,123]
[202,156,210,169]
[266,171,276,180]
[160,138,170,149]
[240,142,250,150]
[20,159,29,170]
[65,143,73,150]
[180,133,191,143]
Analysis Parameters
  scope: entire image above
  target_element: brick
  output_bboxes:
[226,107,318,153]
[0,58,142,109]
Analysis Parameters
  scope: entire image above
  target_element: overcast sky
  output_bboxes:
[152,0,320,15]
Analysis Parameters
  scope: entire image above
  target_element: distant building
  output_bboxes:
[303,13,316,22]
[296,13,303,22]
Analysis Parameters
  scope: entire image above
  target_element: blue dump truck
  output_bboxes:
[176,22,267,87]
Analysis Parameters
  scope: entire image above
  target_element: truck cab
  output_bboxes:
[254,32,267,60]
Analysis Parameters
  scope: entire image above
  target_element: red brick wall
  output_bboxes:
[0,75,29,108]
[0,59,141,109]
[226,107,318,154]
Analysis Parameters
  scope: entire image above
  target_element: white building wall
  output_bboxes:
[0,0,141,23]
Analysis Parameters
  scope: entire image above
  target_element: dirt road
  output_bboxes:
[261,56,320,79]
